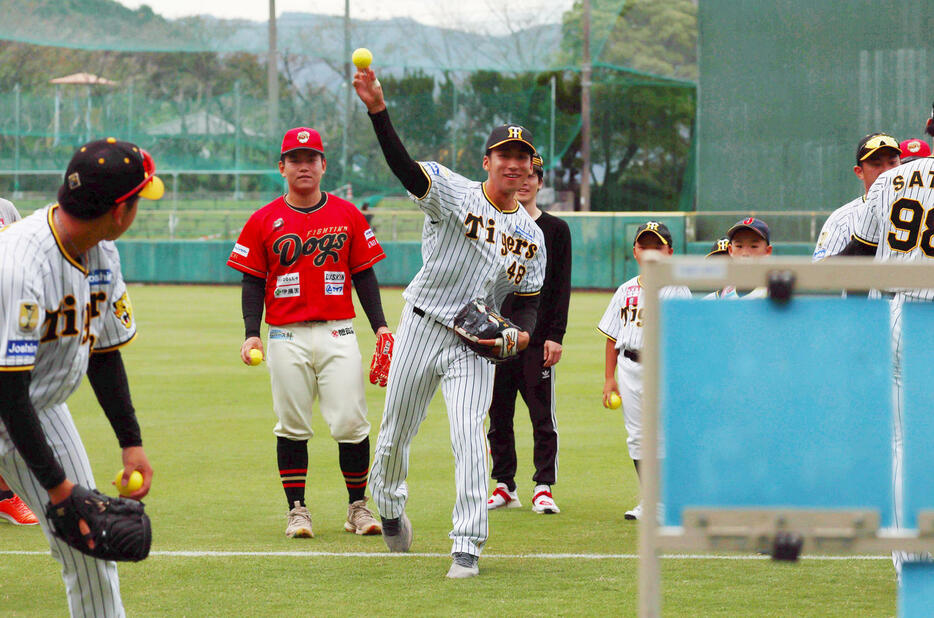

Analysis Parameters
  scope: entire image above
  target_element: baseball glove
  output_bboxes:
[369,331,394,387]
[452,299,521,363]
[45,485,151,562]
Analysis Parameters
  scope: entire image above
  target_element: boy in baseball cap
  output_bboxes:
[599,220,690,521]
[727,217,771,258]
[722,217,771,299]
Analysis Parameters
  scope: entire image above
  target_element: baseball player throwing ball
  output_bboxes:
[0,138,159,615]
[353,65,546,578]
[227,127,390,539]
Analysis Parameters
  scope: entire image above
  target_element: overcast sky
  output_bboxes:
[116,1,575,33]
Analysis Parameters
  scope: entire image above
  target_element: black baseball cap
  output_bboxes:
[706,237,730,257]
[484,124,535,155]
[855,133,900,164]
[727,217,770,244]
[58,138,164,219]
[531,151,544,176]
[633,221,672,247]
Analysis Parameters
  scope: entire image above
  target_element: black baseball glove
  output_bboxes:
[452,299,521,363]
[45,485,151,562]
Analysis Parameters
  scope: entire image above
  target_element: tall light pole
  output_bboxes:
[341,0,351,189]
[580,0,592,211]
[267,0,279,138]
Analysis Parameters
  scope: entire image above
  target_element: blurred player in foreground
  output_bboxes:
[0,197,39,526]
[486,152,571,515]
[353,65,546,578]
[0,138,158,615]
[598,222,690,521]
[813,133,901,261]
[227,127,390,539]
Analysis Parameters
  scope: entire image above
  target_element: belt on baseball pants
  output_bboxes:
[623,349,640,363]
[413,306,426,318]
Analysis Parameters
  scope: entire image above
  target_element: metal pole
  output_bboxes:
[85,85,92,143]
[234,80,242,199]
[340,0,351,189]
[127,82,134,143]
[267,0,279,138]
[13,83,20,197]
[451,77,458,169]
[549,74,556,187]
[53,85,61,146]
[580,0,592,211]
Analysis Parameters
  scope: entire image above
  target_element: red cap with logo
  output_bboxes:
[899,138,931,163]
[281,127,324,156]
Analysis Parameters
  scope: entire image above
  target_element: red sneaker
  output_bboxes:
[0,495,39,525]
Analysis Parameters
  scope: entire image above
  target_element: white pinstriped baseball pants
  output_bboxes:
[0,403,124,618]
[370,303,494,557]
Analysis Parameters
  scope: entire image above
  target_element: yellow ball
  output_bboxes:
[249,349,263,366]
[114,469,143,496]
[608,393,622,409]
[352,47,373,69]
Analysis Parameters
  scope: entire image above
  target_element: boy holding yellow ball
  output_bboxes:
[597,221,690,521]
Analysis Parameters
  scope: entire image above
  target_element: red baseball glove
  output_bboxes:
[369,332,394,387]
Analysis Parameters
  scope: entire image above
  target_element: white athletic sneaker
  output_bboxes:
[344,498,382,535]
[446,552,480,579]
[487,483,522,510]
[624,502,642,521]
[531,485,560,514]
[285,501,314,538]
[381,511,413,552]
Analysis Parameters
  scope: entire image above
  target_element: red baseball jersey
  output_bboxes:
[227,194,385,325]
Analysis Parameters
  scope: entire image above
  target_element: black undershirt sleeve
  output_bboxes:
[351,267,388,333]
[839,237,876,256]
[241,273,265,339]
[509,293,541,335]
[86,349,142,448]
[0,371,67,490]
[368,109,430,198]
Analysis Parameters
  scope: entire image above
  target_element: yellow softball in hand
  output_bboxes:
[114,469,143,496]
[607,393,622,409]
[248,349,263,366]
[352,47,373,69]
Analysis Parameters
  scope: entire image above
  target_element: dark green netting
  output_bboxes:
[1,0,698,213]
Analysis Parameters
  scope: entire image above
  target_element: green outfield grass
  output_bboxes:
[0,287,895,616]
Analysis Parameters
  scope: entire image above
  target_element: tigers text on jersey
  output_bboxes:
[227,193,385,325]
[813,195,862,261]
[403,161,546,324]
[0,198,21,227]
[597,275,691,352]
[0,205,136,412]
[852,157,934,300]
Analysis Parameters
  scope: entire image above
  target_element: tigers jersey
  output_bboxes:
[0,204,136,413]
[813,195,862,261]
[403,161,546,324]
[0,198,21,227]
[227,193,385,325]
[852,157,934,300]
[597,275,691,352]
